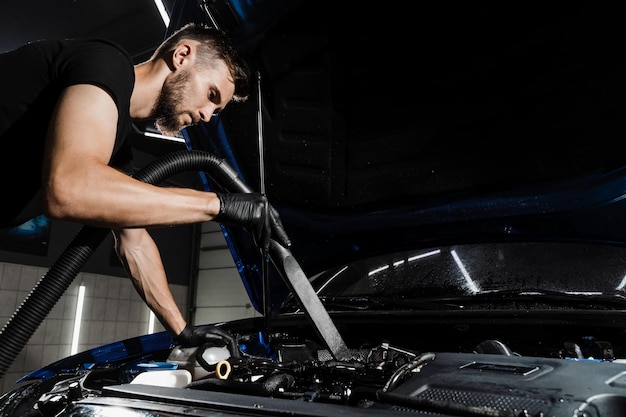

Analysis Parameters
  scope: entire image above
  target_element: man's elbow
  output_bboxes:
[41,185,82,221]
[41,199,72,222]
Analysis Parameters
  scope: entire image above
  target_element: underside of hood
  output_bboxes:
[171,0,626,310]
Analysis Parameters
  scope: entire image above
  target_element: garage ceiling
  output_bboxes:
[0,0,175,61]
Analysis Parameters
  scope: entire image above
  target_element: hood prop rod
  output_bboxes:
[256,71,273,339]
[248,72,351,361]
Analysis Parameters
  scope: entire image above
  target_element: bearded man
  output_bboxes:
[0,23,290,347]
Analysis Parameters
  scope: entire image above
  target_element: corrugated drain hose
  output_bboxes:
[0,150,245,381]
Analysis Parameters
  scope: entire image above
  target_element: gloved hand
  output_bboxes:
[174,324,240,358]
[214,192,291,251]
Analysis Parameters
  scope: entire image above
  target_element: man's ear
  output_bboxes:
[170,43,193,70]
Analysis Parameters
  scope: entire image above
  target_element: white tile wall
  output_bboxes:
[0,261,188,396]
[0,221,246,396]
[193,222,261,326]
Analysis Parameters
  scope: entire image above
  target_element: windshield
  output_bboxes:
[310,242,626,299]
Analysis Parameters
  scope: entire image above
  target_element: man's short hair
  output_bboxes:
[152,22,249,101]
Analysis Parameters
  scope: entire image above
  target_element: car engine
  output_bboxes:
[4,324,626,417]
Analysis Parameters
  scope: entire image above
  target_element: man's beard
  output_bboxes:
[152,70,191,136]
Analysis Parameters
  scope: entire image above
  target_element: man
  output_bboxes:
[0,23,290,347]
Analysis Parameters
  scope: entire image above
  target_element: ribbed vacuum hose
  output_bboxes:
[0,150,242,381]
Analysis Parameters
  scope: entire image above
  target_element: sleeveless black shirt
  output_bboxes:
[0,38,135,227]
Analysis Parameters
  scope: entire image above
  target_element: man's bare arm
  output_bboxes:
[113,228,187,336]
[41,83,221,229]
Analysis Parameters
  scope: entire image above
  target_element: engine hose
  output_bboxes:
[0,150,246,380]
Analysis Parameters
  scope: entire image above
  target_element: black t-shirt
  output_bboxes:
[0,38,135,227]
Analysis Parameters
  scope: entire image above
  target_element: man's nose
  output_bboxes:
[198,106,215,122]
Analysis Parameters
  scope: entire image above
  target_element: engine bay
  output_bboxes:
[5,314,626,417]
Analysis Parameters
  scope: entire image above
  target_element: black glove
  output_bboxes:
[215,192,291,251]
[174,325,240,358]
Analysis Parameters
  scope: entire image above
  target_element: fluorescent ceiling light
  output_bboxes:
[71,285,86,355]
[408,249,441,262]
[369,249,442,277]
[316,265,348,294]
[153,0,170,27]
[617,274,626,291]
[368,264,389,277]
[451,250,480,294]
[143,131,185,143]
[148,310,156,334]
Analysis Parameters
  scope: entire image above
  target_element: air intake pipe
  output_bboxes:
[0,150,247,380]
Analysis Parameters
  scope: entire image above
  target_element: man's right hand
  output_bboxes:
[174,324,240,358]
[214,192,291,251]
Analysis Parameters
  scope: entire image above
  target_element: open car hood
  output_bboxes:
[171,0,626,311]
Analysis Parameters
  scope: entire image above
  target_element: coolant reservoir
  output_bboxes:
[167,344,231,380]
[198,345,231,367]
[130,368,192,388]
[167,346,209,379]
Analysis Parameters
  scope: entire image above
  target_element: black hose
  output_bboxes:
[0,150,243,381]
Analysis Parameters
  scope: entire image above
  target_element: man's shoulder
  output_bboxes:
[14,38,134,84]
[57,38,133,66]
[23,38,130,59]
[52,38,135,92]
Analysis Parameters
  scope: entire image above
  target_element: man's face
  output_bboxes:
[152,60,235,136]
[152,68,190,136]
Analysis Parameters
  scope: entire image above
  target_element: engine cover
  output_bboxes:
[388,352,626,416]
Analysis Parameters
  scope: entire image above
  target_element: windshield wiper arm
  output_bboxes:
[318,296,463,310]
[454,288,626,308]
